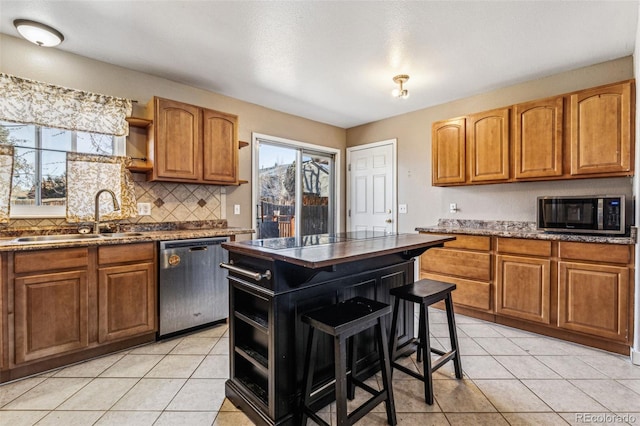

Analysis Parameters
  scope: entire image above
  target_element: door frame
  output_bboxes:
[346,139,397,233]
[251,132,341,237]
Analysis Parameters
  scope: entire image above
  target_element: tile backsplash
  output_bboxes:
[5,173,226,229]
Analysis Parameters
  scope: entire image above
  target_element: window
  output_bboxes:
[0,121,125,217]
[253,133,340,239]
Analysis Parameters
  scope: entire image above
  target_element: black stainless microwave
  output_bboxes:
[537,195,629,235]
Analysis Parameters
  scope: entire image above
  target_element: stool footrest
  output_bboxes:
[349,391,390,425]
[391,361,424,381]
[431,350,457,372]
[302,408,330,426]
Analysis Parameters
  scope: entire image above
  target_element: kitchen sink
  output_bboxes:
[12,234,103,243]
[100,232,144,238]
[11,232,145,243]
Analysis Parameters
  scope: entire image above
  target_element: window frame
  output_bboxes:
[1,121,125,218]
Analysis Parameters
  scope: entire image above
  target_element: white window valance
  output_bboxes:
[66,153,137,223]
[0,73,132,136]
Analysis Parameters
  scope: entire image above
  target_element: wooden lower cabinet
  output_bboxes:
[496,255,551,324]
[5,243,157,381]
[14,270,89,364]
[98,262,155,343]
[421,235,492,313]
[97,243,156,343]
[419,232,634,354]
[558,261,629,342]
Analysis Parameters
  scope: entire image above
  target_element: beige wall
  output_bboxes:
[0,34,347,236]
[347,56,634,232]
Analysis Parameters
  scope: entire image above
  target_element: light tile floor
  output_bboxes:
[1,309,640,425]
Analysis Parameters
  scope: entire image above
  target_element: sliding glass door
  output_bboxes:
[254,136,336,239]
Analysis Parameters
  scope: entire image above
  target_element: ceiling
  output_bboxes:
[0,1,638,128]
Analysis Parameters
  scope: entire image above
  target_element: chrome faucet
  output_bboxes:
[94,189,120,234]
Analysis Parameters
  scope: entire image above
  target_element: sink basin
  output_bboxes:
[100,232,144,238]
[13,234,103,243]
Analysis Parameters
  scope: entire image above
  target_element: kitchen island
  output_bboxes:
[221,232,454,426]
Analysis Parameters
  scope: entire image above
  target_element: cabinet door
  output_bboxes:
[558,261,629,342]
[202,108,239,184]
[569,81,633,175]
[468,107,510,182]
[14,271,89,364]
[154,98,202,180]
[496,255,550,324]
[432,118,466,185]
[98,262,156,343]
[514,97,563,179]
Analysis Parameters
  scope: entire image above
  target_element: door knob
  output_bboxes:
[385,219,392,223]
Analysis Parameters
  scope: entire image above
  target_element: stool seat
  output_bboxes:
[389,279,463,405]
[390,280,456,305]
[300,297,397,426]
[303,297,391,337]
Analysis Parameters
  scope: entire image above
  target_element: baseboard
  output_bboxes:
[631,348,640,365]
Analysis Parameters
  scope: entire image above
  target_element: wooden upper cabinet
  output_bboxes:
[153,98,202,181]
[569,81,633,176]
[203,108,239,184]
[468,107,510,182]
[432,118,466,185]
[514,96,563,178]
[148,97,239,185]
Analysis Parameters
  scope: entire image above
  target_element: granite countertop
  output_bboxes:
[0,220,254,251]
[416,219,637,245]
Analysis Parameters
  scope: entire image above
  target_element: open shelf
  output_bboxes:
[126,116,153,128]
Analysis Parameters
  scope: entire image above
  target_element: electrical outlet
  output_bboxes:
[137,202,151,216]
[449,203,457,213]
[234,204,241,215]
[398,204,407,214]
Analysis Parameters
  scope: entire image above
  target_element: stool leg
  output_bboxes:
[416,306,425,363]
[300,327,318,426]
[376,317,397,426]
[348,335,357,400]
[388,296,401,372]
[445,294,463,379]
[334,335,349,426]
[419,302,434,405]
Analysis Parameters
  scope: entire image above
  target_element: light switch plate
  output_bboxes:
[399,204,407,214]
[137,202,151,216]
[234,204,241,215]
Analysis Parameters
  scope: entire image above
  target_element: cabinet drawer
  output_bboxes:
[421,272,491,311]
[559,242,631,264]
[431,234,491,251]
[421,247,490,281]
[14,248,89,274]
[496,238,551,257]
[99,243,155,265]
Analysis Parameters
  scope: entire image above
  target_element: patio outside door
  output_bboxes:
[254,136,336,239]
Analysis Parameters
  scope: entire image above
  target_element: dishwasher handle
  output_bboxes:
[220,261,272,281]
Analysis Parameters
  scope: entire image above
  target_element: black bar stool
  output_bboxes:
[389,279,463,405]
[300,296,397,426]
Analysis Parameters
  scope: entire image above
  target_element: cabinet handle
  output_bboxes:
[220,261,272,281]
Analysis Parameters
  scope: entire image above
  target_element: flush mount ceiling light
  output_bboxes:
[391,74,410,99]
[13,19,64,47]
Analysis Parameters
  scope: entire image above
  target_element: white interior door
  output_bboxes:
[347,140,396,233]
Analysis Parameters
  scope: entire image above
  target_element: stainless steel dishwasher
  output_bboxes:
[158,237,229,338]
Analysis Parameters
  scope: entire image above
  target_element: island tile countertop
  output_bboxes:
[223,232,455,269]
[0,220,254,251]
[416,219,637,245]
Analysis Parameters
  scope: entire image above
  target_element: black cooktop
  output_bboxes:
[241,231,391,250]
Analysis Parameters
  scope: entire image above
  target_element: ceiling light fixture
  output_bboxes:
[391,74,410,99]
[13,19,64,47]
